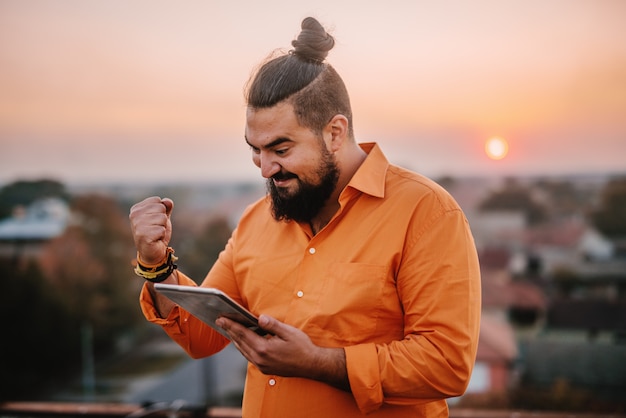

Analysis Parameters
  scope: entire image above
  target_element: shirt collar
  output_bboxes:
[344,142,388,199]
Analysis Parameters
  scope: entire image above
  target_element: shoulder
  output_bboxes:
[385,164,461,213]
[384,166,474,247]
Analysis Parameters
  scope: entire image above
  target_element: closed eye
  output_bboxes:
[245,136,292,155]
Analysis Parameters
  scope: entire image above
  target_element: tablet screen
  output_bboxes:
[154,283,268,338]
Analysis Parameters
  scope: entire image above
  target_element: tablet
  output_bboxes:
[154,283,268,339]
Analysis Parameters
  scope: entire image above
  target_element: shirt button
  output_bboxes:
[296,290,304,298]
[309,247,316,254]
[268,378,276,386]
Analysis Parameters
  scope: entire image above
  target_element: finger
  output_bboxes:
[136,198,171,230]
[161,198,174,216]
[129,197,173,261]
[217,317,258,357]
[131,197,165,220]
[130,196,157,217]
[257,315,289,339]
[216,317,249,340]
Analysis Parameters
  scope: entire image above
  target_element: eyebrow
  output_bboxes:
[245,136,293,150]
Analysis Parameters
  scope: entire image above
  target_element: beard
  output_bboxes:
[267,147,339,223]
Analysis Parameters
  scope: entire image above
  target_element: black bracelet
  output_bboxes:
[134,249,178,282]
[143,263,178,283]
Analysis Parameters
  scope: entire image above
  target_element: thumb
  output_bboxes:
[161,198,174,216]
[258,315,286,338]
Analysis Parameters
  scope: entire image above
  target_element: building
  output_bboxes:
[0,197,70,261]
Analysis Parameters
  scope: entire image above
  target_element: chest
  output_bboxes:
[232,205,413,345]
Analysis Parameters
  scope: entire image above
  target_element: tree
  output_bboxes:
[533,178,591,217]
[478,178,547,225]
[591,176,626,238]
[0,259,80,400]
[1,185,160,400]
[435,176,456,192]
[39,193,142,352]
[174,215,233,284]
[0,179,70,219]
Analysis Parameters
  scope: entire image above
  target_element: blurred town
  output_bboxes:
[1,172,625,415]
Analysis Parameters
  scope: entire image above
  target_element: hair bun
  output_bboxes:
[291,17,334,63]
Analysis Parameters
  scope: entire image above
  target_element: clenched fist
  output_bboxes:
[129,196,174,265]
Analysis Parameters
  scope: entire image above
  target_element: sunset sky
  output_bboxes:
[1,0,625,186]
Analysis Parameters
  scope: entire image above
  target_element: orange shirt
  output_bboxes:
[140,143,481,417]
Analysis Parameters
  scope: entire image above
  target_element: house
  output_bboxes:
[467,210,527,252]
[452,243,549,408]
[523,216,615,276]
[0,197,70,260]
[472,312,519,393]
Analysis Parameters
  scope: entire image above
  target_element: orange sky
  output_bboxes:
[1,0,625,185]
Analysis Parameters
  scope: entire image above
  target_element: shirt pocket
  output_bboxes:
[309,262,387,345]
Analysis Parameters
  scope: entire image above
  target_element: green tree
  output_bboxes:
[591,176,626,238]
[0,259,80,400]
[533,178,590,217]
[435,176,456,192]
[0,179,70,219]
[40,193,141,352]
[478,178,547,225]
[0,184,144,400]
[174,215,233,284]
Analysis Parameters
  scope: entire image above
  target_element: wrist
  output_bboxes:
[134,247,178,283]
[313,347,350,392]
[137,247,173,269]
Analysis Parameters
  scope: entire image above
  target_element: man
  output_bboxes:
[130,17,481,417]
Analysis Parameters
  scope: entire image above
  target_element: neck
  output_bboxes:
[309,203,339,235]
[309,142,367,235]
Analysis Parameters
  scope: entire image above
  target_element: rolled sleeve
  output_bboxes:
[345,343,383,414]
[138,272,200,327]
[139,282,182,325]
[138,272,229,359]
[139,272,199,320]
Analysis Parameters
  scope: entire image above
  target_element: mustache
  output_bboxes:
[271,171,298,181]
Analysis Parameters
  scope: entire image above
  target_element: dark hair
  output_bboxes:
[245,17,354,138]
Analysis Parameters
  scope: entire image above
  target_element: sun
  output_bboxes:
[485,137,509,160]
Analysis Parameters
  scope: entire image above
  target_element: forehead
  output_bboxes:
[245,102,306,146]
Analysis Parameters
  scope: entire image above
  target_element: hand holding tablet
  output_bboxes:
[154,283,268,339]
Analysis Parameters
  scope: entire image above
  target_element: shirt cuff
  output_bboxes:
[138,272,198,325]
[345,343,383,414]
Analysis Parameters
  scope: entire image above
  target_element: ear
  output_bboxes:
[325,114,349,153]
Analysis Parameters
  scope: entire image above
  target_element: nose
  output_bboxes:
[257,152,281,179]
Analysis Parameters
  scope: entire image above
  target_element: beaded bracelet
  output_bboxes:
[134,247,178,283]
